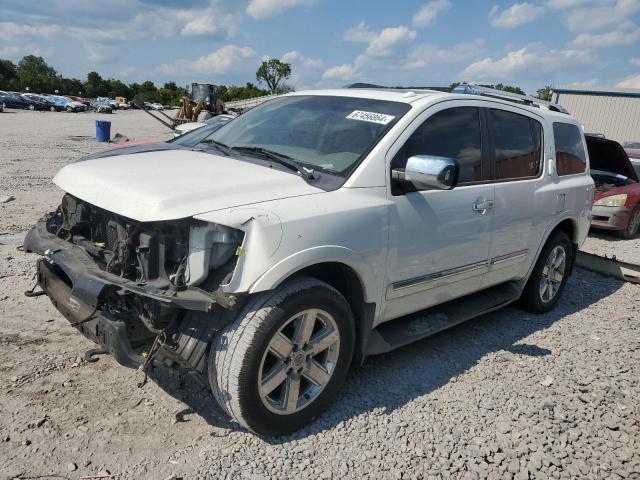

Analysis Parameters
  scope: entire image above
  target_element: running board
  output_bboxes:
[365,282,522,355]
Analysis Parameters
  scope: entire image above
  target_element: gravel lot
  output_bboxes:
[1,109,639,480]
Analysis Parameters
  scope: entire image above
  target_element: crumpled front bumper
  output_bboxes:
[24,219,217,368]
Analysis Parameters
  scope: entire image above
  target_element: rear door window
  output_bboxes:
[553,122,587,175]
[490,109,542,180]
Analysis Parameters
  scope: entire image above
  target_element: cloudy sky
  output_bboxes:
[1,0,640,93]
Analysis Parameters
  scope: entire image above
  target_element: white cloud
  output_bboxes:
[158,45,255,75]
[278,51,324,88]
[489,3,544,28]
[616,73,640,88]
[367,26,417,56]
[344,22,376,42]
[402,39,485,69]
[322,64,357,81]
[281,50,323,69]
[117,66,136,78]
[246,0,315,20]
[87,51,106,62]
[545,0,607,9]
[0,22,61,41]
[569,26,640,48]
[179,12,232,36]
[631,58,640,66]
[564,0,640,33]
[0,43,51,57]
[560,78,600,87]
[412,0,452,27]
[344,23,417,57]
[460,45,594,82]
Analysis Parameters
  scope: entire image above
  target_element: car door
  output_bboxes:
[483,106,550,287]
[382,101,494,322]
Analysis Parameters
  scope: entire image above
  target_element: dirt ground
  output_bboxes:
[1,109,639,480]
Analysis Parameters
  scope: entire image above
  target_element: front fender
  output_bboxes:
[248,245,377,302]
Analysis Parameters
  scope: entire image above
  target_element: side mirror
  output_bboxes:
[392,155,459,191]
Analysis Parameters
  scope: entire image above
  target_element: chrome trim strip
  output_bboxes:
[392,260,489,290]
[490,249,528,265]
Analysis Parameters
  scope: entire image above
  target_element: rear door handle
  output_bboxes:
[472,198,494,214]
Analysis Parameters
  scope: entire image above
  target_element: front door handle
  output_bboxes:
[473,198,494,214]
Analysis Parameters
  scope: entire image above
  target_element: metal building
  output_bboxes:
[552,85,640,145]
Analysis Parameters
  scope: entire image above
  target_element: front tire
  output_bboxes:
[618,205,640,239]
[209,277,355,436]
[521,231,572,314]
[28,104,35,111]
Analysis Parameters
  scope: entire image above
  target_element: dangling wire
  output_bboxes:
[137,330,168,388]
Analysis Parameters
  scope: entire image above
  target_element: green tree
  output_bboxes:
[57,77,85,96]
[132,80,161,103]
[256,59,291,93]
[479,83,525,95]
[536,85,552,101]
[104,78,130,99]
[0,59,17,90]
[15,55,58,92]
[84,71,107,97]
[158,81,188,105]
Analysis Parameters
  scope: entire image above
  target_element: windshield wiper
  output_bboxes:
[196,138,231,155]
[230,146,316,180]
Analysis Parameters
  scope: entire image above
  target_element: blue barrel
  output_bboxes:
[95,120,111,142]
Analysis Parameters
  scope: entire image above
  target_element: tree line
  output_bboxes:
[0,55,276,105]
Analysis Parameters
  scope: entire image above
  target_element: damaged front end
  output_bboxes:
[24,194,244,373]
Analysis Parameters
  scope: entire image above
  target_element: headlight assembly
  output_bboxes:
[594,194,628,207]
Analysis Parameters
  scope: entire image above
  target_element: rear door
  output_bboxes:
[483,106,549,287]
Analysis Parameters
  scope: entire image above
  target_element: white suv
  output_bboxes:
[24,85,593,435]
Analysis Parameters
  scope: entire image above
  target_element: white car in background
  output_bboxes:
[173,114,235,137]
[24,86,593,436]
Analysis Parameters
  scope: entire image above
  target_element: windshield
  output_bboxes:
[200,95,410,176]
[171,117,234,147]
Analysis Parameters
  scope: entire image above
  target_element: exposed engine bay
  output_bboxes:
[592,170,636,195]
[36,194,244,371]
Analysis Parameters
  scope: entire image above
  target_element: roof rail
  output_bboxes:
[452,83,570,114]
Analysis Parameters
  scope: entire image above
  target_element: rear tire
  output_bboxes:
[521,231,572,314]
[209,277,355,436]
[28,104,35,111]
[618,205,640,239]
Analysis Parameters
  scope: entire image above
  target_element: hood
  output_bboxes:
[586,136,639,182]
[53,149,323,222]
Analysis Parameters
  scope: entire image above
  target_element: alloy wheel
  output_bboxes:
[258,308,340,415]
[539,245,567,303]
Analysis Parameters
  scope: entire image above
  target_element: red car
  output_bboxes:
[587,135,640,238]
[65,95,92,107]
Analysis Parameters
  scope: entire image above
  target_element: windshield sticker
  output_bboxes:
[346,110,395,125]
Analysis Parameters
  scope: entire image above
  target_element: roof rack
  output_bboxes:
[452,83,570,114]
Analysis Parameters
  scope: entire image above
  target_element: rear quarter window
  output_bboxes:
[553,122,587,176]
